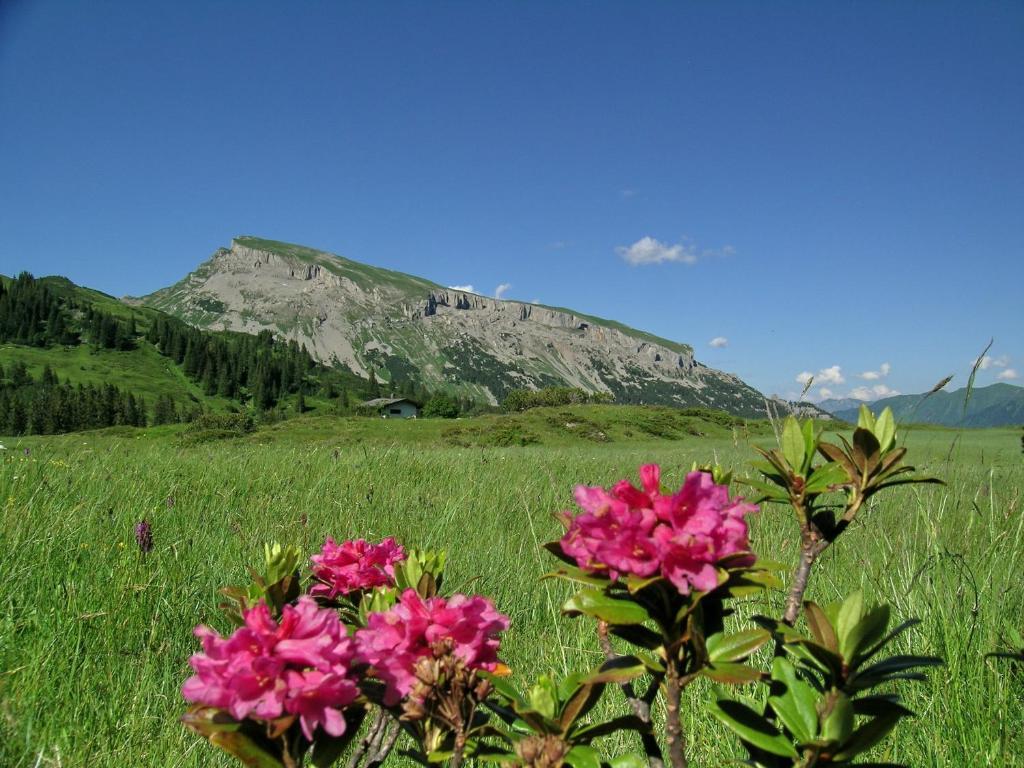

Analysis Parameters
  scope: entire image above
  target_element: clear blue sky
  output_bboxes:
[1,1,1021,400]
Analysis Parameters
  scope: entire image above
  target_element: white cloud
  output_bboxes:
[997,368,1019,380]
[617,235,734,267]
[448,284,475,293]
[620,189,637,199]
[817,387,835,400]
[796,365,844,386]
[973,354,1010,371]
[708,336,728,349]
[858,362,891,381]
[531,298,540,305]
[850,384,901,401]
[494,283,512,300]
[618,236,697,266]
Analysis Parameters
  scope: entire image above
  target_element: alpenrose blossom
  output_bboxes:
[356,589,510,706]
[559,464,758,594]
[309,537,407,599]
[182,596,360,740]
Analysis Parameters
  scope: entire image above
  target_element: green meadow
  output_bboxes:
[0,411,1021,766]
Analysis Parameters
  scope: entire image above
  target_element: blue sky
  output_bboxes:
[1,1,1021,400]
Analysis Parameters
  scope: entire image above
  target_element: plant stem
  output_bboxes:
[349,708,387,768]
[664,660,688,768]
[597,622,664,768]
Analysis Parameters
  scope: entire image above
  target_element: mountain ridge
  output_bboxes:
[832,382,1024,427]
[136,236,768,414]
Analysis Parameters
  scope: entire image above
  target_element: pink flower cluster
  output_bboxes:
[560,464,757,594]
[355,589,510,705]
[309,537,406,599]
[182,597,360,739]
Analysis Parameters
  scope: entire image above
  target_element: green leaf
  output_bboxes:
[709,699,798,758]
[181,706,283,768]
[803,601,839,653]
[857,404,876,432]
[607,754,648,768]
[563,744,601,768]
[875,407,896,453]
[801,419,816,473]
[563,589,651,625]
[571,715,650,741]
[842,604,890,664]
[701,662,764,685]
[558,682,603,732]
[706,628,772,663]
[835,591,865,656]
[782,417,805,472]
[528,676,559,720]
[769,657,819,744]
[542,566,611,588]
[833,711,905,761]
[584,655,649,684]
[804,462,849,494]
[821,691,854,745]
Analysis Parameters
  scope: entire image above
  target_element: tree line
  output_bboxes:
[0,362,149,435]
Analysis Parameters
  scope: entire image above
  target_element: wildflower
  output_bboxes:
[559,465,758,595]
[356,589,509,705]
[182,597,360,739]
[309,537,406,599]
[135,519,153,554]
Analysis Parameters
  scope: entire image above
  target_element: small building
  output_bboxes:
[361,397,420,419]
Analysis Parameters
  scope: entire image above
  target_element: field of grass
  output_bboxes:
[0,414,1021,766]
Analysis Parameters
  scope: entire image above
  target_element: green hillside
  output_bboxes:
[833,382,1024,427]
[0,272,375,436]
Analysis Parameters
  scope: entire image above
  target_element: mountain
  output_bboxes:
[136,236,768,415]
[818,396,871,415]
[832,383,1024,427]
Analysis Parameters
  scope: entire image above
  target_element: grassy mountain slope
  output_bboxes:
[833,382,1024,427]
[137,236,766,414]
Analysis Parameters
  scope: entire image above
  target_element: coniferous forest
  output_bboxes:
[0,272,380,435]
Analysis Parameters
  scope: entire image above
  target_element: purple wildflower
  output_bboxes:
[135,519,153,554]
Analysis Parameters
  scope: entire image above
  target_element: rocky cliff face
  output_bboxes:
[138,236,767,414]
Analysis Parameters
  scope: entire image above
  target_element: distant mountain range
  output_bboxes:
[132,235,769,414]
[828,383,1024,427]
[817,396,868,414]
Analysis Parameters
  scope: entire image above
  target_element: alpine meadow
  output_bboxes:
[2,3,1023,768]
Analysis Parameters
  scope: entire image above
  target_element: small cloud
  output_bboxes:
[708,336,728,349]
[997,368,1019,380]
[973,354,1008,370]
[531,298,540,305]
[818,387,835,400]
[850,384,901,401]
[494,283,512,300]
[618,236,697,266]
[797,365,844,386]
[620,189,637,198]
[448,284,475,293]
[858,362,891,381]
[547,241,567,250]
[618,235,734,267]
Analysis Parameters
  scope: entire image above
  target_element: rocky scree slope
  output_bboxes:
[137,237,767,414]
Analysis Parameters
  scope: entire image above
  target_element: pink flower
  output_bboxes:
[182,597,360,740]
[356,589,509,706]
[309,537,406,599]
[559,465,758,595]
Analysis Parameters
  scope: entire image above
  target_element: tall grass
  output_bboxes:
[0,425,1020,766]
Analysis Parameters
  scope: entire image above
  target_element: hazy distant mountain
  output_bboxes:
[832,383,1024,427]
[135,236,768,414]
[818,397,871,415]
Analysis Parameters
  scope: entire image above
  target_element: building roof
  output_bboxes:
[360,397,419,408]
